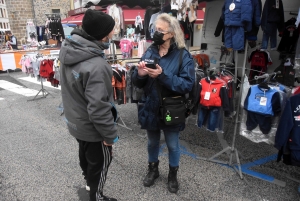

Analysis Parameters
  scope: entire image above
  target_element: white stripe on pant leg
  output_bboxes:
[96,143,112,201]
[0,98,4,101]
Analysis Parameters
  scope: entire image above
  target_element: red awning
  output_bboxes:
[195,10,205,24]
[123,9,145,23]
[61,14,85,25]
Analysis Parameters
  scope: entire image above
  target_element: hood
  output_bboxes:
[59,29,107,66]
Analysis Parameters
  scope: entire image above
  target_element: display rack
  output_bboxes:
[27,77,54,101]
[196,42,250,179]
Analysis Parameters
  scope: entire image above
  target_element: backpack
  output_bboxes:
[178,49,202,117]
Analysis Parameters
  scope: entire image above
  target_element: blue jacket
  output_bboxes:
[223,0,253,31]
[132,43,195,131]
[246,0,262,41]
[275,94,300,166]
[244,85,281,116]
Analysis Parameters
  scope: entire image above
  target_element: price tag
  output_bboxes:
[260,97,267,106]
[204,92,211,100]
[229,3,235,11]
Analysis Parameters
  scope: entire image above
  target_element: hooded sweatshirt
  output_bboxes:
[59,29,118,144]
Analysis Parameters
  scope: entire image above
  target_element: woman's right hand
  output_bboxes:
[137,61,148,77]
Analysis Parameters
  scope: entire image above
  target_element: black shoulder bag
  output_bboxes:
[156,49,187,125]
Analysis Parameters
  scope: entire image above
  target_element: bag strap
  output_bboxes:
[156,48,184,105]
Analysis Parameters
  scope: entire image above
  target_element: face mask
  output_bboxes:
[152,31,165,45]
[103,37,111,49]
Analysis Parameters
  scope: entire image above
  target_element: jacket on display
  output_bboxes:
[132,43,195,131]
[59,29,118,144]
[261,0,285,33]
[274,59,296,87]
[199,77,230,109]
[222,0,252,50]
[275,94,300,166]
[244,85,281,116]
[246,0,262,41]
[277,18,300,53]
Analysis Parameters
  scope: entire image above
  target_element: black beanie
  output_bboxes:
[82,9,115,40]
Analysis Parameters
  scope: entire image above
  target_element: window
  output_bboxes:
[0,9,3,18]
[3,9,6,18]
[0,23,2,29]
[3,23,6,29]
[52,9,60,14]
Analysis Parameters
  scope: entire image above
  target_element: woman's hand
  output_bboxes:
[146,64,163,78]
[103,141,113,146]
[137,61,149,77]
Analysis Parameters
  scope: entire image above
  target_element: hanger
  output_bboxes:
[258,80,270,90]
[208,68,217,80]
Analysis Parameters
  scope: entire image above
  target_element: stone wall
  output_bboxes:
[6,0,70,45]
[33,0,70,26]
[6,0,34,42]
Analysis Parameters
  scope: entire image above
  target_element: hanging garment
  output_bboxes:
[149,12,160,38]
[275,93,300,166]
[244,85,281,134]
[135,15,143,32]
[176,0,192,22]
[198,77,229,109]
[248,50,271,83]
[223,0,253,50]
[26,20,36,42]
[277,18,300,53]
[119,38,133,58]
[192,54,210,70]
[40,59,54,78]
[261,0,285,33]
[108,4,121,35]
[274,58,296,87]
[214,16,225,43]
[246,0,262,41]
[144,7,161,40]
[260,0,285,49]
[197,106,221,132]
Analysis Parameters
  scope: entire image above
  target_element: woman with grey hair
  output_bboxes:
[132,13,195,193]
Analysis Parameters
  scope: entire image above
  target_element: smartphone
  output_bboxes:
[145,63,156,69]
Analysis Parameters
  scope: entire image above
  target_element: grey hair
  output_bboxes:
[155,13,186,49]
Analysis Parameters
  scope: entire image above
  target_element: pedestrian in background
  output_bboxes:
[6,31,18,50]
[132,13,195,193]
[59,9,119,201]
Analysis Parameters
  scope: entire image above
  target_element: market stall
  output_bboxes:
[0,48,60,71]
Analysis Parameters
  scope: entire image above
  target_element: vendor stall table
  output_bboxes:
[0,48,60,71]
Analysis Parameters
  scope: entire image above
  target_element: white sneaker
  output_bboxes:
[86,185,90,191]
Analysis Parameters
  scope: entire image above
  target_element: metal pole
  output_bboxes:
[230,41,249,165]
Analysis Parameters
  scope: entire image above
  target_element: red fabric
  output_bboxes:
[292,86,300,95]
[200,78,224,107]
[39,60,53,78]
[249,51,267,67]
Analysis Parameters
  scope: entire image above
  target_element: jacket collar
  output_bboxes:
[71,29,107,50]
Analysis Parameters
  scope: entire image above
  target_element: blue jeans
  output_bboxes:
[261,23,277,49]
[197,107,221,132]
[147,130,180,167]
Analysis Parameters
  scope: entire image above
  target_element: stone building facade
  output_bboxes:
[6,0,70,45]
